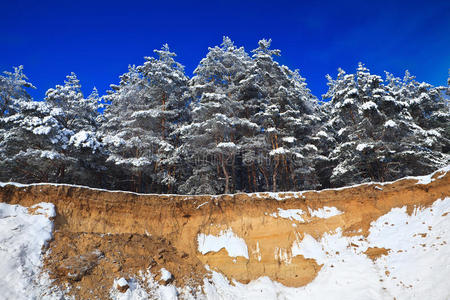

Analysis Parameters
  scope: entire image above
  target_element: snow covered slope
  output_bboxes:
[0,166,449,299]
[202,196,450,300]
[0,202,62,299]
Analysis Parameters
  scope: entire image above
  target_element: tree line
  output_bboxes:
[1,37,449,194]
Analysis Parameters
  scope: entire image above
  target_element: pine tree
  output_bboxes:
[178,37,253,194]
[136,44,190,192]
[324,64,449,187]
[384,70,450,174]
[0,67,72,183]
[0,101,73,183]
[101,45,189,192]
[2,44,449,193]
[43,73,102,185]
[0,66,35,117]
[240,39,319,192]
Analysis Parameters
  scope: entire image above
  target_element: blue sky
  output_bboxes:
[1,0,449,100]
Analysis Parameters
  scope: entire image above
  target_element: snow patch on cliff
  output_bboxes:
[197,228,249,259]
[270,208,305,222]
[0,202,62,299]
[205,197,450,299]
[308,206,343,219]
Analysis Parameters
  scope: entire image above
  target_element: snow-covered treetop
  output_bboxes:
[0,66,35,116]
[146,44,185,73]
[251,38,281,58]
[44,72,100,132]
[192,36,252,88]
[45,72,83,106]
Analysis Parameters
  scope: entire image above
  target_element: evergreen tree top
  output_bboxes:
[252,38,281,58]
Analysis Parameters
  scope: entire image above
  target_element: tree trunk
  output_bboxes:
[260,166,270,191]
[231,154,236,193]
[252,163,257,192]
[221,154,230,194]
[272,157,280,193]
[247,166,252,192]
[290,163,296,190]
[161,92,166,139]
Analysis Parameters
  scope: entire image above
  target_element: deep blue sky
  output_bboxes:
[1,0,449,101]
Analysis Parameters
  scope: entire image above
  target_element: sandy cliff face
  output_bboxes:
[0,169,449,299]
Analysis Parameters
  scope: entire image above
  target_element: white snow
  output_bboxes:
[384,120,397,128]
[160,268,172,281]
[117,277,128,287]
[216,142,238,150]
[110,268,182,300]
[316,130,328,138]
[308,206,342,219]
[205,197,450,300]
[412,165,450,185]
[0,202,58,300]
[110,277,150,300]
[270,208,305,222]
[338,128,346,136]
[343,98,354,106]
[282,136,296,143]
[356,143,370,151]
[69,130,100,151]
[197,228,249,259]
[361,101,378,110]
[269,147,288,156]
[304,144,318,152]
[40,150,61,160]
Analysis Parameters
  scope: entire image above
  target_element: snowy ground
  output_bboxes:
[112,197,450,300]
[0,202,65,300]
[201,197,450,300]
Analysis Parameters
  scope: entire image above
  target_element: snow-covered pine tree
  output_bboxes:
[0,68,74,183]
[44,73,102,185]
[0,66,35,117]
[0,101,75,183]
[323,64,401,186]
[447,69,450,97]
[136,44,190,192]
[324,64,449,187]
[241,39,319,192]
[178,37,253,194]
[308,102,335,189]
[101,45,189,193]
[45,73,100,131]
[384,70,450,175]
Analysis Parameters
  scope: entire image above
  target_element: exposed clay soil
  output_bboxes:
[0,169,448,299]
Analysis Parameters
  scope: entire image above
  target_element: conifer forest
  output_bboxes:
[1,37,449,194]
